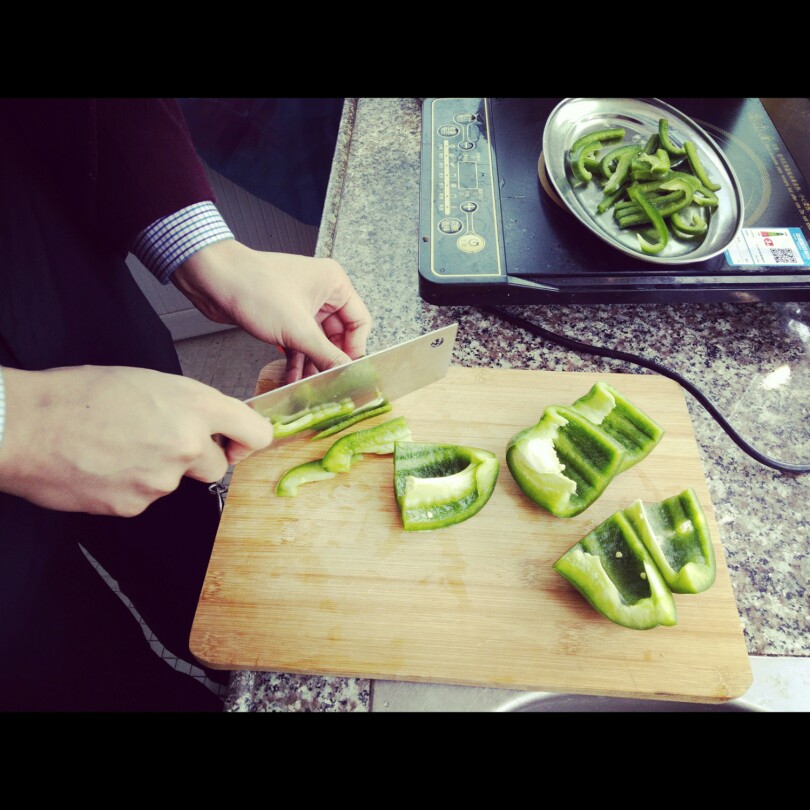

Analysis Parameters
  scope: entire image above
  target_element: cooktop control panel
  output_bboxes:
[418,98,506,286]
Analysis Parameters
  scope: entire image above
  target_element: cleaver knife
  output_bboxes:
[244,323,458,441]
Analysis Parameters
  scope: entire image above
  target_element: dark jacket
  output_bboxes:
[0,98,214,255]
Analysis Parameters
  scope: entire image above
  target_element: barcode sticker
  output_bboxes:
[725,227,810,267]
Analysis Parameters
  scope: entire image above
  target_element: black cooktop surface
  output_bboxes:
[418,97,810,304]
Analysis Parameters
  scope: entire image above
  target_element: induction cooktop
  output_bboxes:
[417,97,810,305]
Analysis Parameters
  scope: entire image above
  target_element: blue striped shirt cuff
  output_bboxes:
[131,201,234,285]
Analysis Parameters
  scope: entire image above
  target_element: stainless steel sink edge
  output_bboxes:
[370,656,810,712]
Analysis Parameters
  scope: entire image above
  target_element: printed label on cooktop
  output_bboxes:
[725,227,810,267]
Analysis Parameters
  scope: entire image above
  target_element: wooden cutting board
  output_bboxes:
[190,365,752,704]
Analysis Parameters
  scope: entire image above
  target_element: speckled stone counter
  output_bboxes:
[225,98,809,712]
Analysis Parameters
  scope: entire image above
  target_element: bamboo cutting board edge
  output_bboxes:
[190,366,753,703]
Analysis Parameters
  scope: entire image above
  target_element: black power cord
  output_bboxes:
[482,304,810,474]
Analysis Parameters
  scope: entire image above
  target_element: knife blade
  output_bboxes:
[245,323,458,441]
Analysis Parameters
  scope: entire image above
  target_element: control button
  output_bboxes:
[454,112,477,124]
[438,218,463,234]
[460,201,478,213]
[458,141,475,151]
[438,124,460,137]
[457,234,486,253]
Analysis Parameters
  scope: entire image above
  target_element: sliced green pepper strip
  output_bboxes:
[506,405,626,518]
[570,141,601,184]
[684,141,721,191]
[596,186,627,215]
[630,149,671,181]
[658,117,686,156]
[692,184,719,208]
[667,170,703,191]
[570,127,625,155]
[626,186,668,254]
[623,488,716,594]
[582,154,603,176]
[311,399,392,440]
[321,416,411,473]
[570,382,665,473]
[642,132,660,155]
[554,510,678,630]
[276,460,337,497]
[602,146,641,195]
[394,442,499,531]
[671,207,707,235]
[616,178,695,226]
[271,398,355,438]
[599,144,640,180]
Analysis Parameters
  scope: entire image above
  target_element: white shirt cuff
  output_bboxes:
[131,201,234,285]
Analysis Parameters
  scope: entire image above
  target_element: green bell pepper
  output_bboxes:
[570,382,664,473]
[507,384,665,518]
[601,146,641,196]
[626,185,669,254]
[506,405,627,518]
[570,141,602,184]
[394,442,499,531]
[311,397,392,440]
[270,397,356,438]
[630,148,671,181]
[276,460,337,496]
[684,140,721,192]
[321,416,412,473]
[658,117,686,156]
[570,127,625,155]
[554,509,678,630]
[623,488,716,594]
[569,127,626,184]
[671,207,707,236]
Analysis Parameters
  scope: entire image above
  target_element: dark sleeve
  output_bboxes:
[0,98,215,255]
[94,98,216,250]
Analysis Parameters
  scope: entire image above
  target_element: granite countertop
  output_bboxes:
[225,98,810,712]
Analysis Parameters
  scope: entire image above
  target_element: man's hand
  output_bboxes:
[0,365,274,517]
[172,240,372,383]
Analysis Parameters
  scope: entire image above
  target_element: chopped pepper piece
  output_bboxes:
[658,117,686,156]
[623,488,716,594]
[671,207,707,236]
[321,416,411,473]
[569,127,626,185]
[276,460,337,496]
[630,148,671,181]
[627,185,669,255]
[570,382,665,473]
[394,442,499,531]
[570,127,625,155]
[270,398,355,438]
[311,398,392,440]
[684,140,721,192]
[602,146,641,195]
[554,509,678,630]
[570,141,602,184]
[506,405,626,518]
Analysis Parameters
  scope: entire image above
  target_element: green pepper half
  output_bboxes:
[623,488,716,594]
[394,442,499,531]
[506,405,627,518]
[554,509,679,630]
[570,382,665,473]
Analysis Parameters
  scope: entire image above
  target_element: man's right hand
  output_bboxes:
[0,365,274,517]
